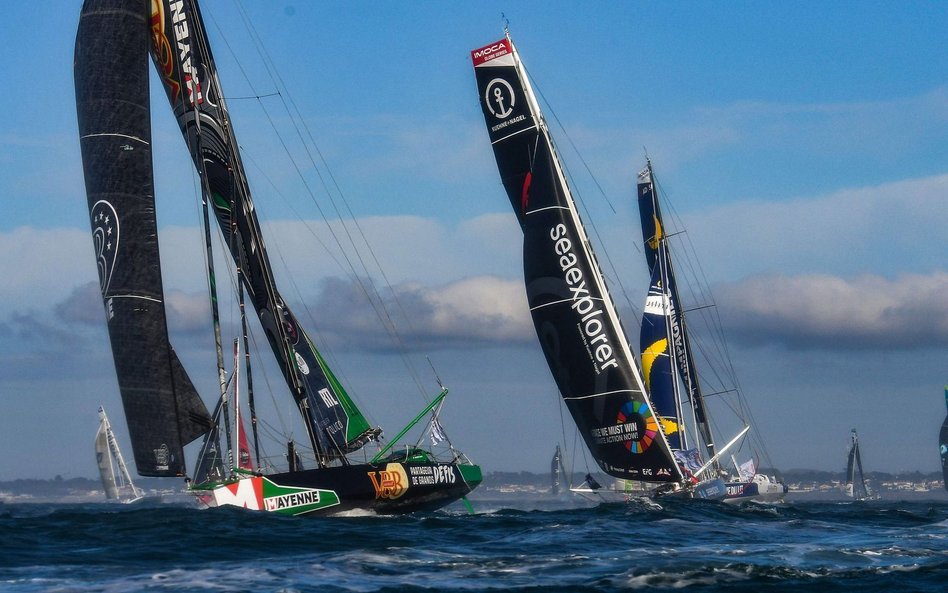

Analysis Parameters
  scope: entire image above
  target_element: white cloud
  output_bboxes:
[715,271,948,350]
[675,172,948,280]
[294,274,532,352]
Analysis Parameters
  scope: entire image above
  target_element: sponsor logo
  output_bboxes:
[698,482,723,498]
[318,388,339,407]
[213,476,264,510]
[210,477,340,515]
[408,464,457,486]
[264,489,324,512]
[91,200,119,296]
[727,484,747,497]
[484,78,515,119]
[471,40,510,65]
[368,463,409,500]
[153,443,170,471]
[592,400,658,455]
[549,223,619,373]
[294,351,310,375]
[150,0,203,106]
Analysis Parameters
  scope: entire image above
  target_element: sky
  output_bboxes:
[1,1,947,481]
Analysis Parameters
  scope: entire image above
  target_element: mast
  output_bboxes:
[148,0,379,463]
[637,163,718,463]
[75,0,211,477]
[472,34,682,483]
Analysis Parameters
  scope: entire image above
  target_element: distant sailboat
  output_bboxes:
[843,429,874,500]
[940,386,947,491]
[636,162,787,504]
[550,445,568,495]
[95,407,144,503]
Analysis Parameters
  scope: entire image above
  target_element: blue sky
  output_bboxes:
[1,1,947,481]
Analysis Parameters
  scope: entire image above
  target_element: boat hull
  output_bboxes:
[723,478,788,504]
[192,461,481,516]
[654,477,727,501]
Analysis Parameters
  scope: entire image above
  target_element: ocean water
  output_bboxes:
[1,497,945,592]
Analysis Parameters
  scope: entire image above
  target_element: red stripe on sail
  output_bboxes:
[521,172,532,214]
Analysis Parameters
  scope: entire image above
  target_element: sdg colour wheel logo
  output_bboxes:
[617,400,659,454]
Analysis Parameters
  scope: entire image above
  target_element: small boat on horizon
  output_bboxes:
[95,406,145,504]
[843,429,877,500]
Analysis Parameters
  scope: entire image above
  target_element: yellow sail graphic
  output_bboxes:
[641,338,668,393]
[647,214,663,251]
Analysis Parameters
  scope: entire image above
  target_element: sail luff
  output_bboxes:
[75,0,211,477]
[473,35,681,482]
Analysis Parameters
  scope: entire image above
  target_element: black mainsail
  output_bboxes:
[845,429,870,500]
[472,35,680,483]
[148,0,377,461]
[75,0,211,476]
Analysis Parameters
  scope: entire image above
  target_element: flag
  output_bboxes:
[430,416,447,446]
[738,459,756,482]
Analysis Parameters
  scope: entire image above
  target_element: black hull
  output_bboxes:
[194,461,481,516]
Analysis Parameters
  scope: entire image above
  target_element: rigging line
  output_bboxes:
[654,179,776,468]
[215,4,425,392]
[239,151,346,273]
[224,91,281,100]
[230,2,429,397]
[223,3,428,397]
[265,233,376,428]
[528,71,644,324]
[211,226,295,440]
[528,65,617,215]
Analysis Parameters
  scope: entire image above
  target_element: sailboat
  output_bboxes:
[95,406,145,503]
[471,33,728,500]
[75,0,480,516]
[637,163,787,504]
[843,429,874,500]
[941,386,948,491]
[550,444,568,495]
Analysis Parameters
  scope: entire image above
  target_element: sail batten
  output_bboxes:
[473,35,681,483]
[563,390,638,401]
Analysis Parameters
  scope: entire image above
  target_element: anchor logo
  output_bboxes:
[485,78,515,119]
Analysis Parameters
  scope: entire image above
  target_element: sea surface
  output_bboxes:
[1,496,946,592]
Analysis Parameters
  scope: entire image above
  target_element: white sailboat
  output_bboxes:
[95,406,144,504]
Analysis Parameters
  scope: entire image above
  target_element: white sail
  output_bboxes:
[96,407,144,503]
